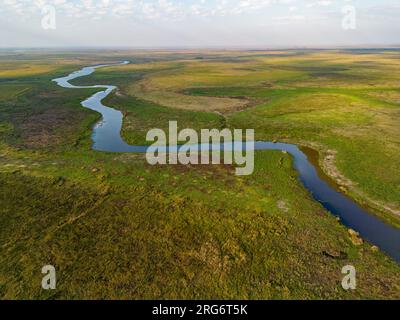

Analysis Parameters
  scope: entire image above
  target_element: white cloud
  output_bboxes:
[1,0,399,47]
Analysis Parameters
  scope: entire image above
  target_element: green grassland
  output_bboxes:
[108,50,400,226]
[0,50,399,299]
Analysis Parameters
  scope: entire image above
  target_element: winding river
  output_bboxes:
[53,62,400,263]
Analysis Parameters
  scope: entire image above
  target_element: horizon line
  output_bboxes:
[1,45,400,51]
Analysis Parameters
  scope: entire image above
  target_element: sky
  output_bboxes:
[0,0,399,48]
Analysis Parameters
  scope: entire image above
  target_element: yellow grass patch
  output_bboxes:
[0,64,57,78]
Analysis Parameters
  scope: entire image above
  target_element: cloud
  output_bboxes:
[1,0,400,47]
[0,0,302,20]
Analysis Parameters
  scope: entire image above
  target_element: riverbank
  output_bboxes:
[298,141,400,228]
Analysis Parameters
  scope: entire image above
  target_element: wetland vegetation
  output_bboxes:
[0,49,399,299]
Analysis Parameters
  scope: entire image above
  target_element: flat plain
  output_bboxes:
[0,49,399,299]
